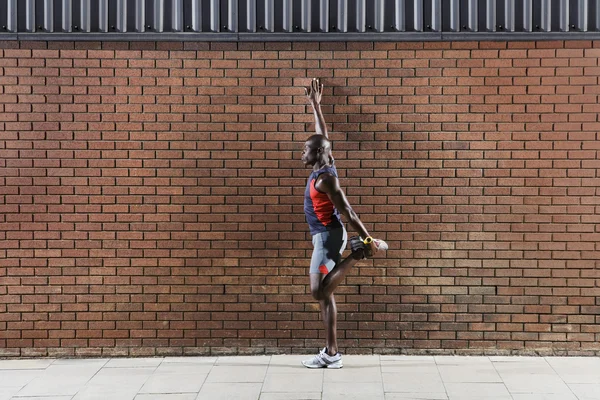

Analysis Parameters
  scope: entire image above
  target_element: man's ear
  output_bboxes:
[317,146,324,154]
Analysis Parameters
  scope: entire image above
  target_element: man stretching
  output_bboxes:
[301,78,388,369]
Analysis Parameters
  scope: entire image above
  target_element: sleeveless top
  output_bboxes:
[304,165,343,235]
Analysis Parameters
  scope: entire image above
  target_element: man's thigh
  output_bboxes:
[309,228,347,275]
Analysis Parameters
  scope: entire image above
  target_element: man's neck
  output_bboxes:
[313,159,332,172]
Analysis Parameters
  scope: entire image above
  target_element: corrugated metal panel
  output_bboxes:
[356,0,365,33]
[540,0,551,32]
[6,0,17,33]
[116,0,126,33]
[319,0,328,32]
[504,0,515,32]
[448,0,459,32]
[523,0,533,32]
[300,0,310,32]
[374,0,385,32]
[62,0,72,32]
[394,0,405,31]
[431,0,441,32]
[42,0,53,32]
[485,0,495,32]
[173,0,183,32]
[337,0,348,32]
[577,0,588,31]
[282,0,292,32]
[99,0,108,32]
[2,0,600,39]
[560,0,569,31]
[467,0,478,32]
[25,0,35,32]
[153,0,164,32]
[210,0,219,32]
[263,0,274,32]
[227,0,237,32]
[246,0,256,32]
[413,0,423,31]
[79,0,90,32]
[135,0,145,32]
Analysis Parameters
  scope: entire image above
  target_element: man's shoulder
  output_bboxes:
[314,171,339,193]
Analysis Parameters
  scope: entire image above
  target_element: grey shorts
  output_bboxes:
[310,227,348,274]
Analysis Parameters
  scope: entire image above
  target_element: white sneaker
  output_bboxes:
[373,238,388,251]
[302,348,343,369]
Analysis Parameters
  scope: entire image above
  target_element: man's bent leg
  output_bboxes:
[315,249,364,300]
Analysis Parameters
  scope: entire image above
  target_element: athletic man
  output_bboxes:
[301,78,388,369]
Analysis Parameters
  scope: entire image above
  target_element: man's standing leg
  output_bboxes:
[320,293,337,355]
[313,274,338,355]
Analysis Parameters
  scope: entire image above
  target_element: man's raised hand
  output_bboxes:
[304,78,323,105]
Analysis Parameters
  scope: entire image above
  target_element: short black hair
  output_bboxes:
[306,134,331,150]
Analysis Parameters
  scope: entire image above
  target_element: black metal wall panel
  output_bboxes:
[108,0,118,31]
[0,4,7,32]
[591,0,600,30]
[383,0,397,32]
[422,0,434,32]
[16,0,27,32]
[2,0,600,39]
[164,0,176,32]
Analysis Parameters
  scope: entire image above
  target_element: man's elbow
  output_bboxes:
[344,208,359,224]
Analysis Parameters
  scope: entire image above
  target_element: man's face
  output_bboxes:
[301,141,319,166]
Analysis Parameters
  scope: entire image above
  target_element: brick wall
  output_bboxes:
[1,39,599,358]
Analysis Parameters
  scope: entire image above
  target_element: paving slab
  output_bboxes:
[444,382,512,399]
[205,365,268,383]
[16,364,105,397]
[567,383,600,400]
[0,359,55,370]
[105,358,163,369]
[0,354,594,399]
[512,394,578,400]
[384,393,448,400]
[322,382,385,400]
[259,393,321,400]
[196,382,262,400]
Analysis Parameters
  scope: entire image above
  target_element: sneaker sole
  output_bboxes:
[302,361,343,369]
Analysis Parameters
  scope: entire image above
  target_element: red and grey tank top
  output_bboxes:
[304,165,343,236]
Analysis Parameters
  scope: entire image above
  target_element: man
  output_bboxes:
[301,78,388,369]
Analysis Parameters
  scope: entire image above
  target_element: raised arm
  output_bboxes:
[305,78,328,139]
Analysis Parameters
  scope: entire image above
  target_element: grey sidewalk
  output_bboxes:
[1,355,599,400]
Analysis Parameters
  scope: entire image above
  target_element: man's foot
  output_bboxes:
[302,348,343,369]
[350,236,388,258]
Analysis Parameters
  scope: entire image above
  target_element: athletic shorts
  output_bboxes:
[309,227,348,274]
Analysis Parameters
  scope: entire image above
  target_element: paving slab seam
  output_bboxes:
[433,355,451,400]
[488,356,516,400]
[257,355,272,400]
[543,357,582,400]
[377,354,385,400]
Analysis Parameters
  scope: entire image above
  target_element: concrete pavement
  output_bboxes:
[1,354,599,400]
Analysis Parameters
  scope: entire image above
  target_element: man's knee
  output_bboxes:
[311,287,324,300]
